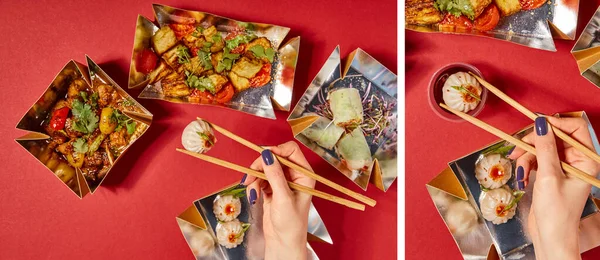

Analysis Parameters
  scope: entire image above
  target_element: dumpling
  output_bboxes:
[442,72,482,113]
[216,219,248,249]
[328,88,364,129]
[475,153,512,189]
[479,187,516,225]
[336,127,372,173]
[213,195,242,222]
[445,200,478,236]
[181,119,217,153]
[189,229,216,257]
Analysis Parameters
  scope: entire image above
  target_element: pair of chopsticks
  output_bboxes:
[439,73,600,189]
[176,118,377,211]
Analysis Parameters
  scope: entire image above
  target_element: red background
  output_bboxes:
[407,0,600,259]
[0,1,397,259]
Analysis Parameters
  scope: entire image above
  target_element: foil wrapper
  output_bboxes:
[128,4,299,119]
[572,6,600,89]
[406,0,580,51]
[427,112,600,259]
[15,56,153,198]
[288,46,397,191]
[176,183,332,259]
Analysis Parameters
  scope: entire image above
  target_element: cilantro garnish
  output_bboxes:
[216,47,240,73]
[197,50,213,70]
[71,99,99,134]
[202,41,213,52]
[112,109,137,135]
[219,187,246,198]
[184,72,216,94]
[73,138,89,154]
[451,85,481,101]
[248,45,275,63]
[191,26,204,37]
[197,131,214,145]
[80,92,99,107]
[225,33,256,50]
[176,45,192,64]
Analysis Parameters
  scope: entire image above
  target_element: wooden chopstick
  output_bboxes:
[469,72,600,166]
[203,118,377,207]
[176,148,366,211]
[439,103,600,189]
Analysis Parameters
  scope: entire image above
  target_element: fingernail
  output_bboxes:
[506,146,515,156]
[535,117,548,136]
[249,189,257,205]
[261,149,274,166]
[517,166,524,190]
[240,174,247,184]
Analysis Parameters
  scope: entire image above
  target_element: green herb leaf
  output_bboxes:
[501,190,525,214]
[185,73,216,94]
[112,109,136,134]
[176,45,192,64]
[480,184,490,192]
[196,131,214,145]
[451,85,481,102]
[248,45,275,63]
[219,187,247,197]
[225,33,256,50]
[126,121,137,135]
[481,142,515,157]
[212,33,222,43]
[71,99,99,134]
[197,50,213,70]
[73,138,89,154]
[216,48,240,73]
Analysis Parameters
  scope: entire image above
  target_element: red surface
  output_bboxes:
[0,1,397,260]
[407,1,600,259]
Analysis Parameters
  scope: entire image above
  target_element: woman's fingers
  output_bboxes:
[533,117,562,179]
[515,152,537,189]
[269,141,316,189]
[546,116,594,150]
[260,149,294,200]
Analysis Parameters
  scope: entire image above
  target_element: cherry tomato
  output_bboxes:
[135,49,158,74]
[214,83,235,104]
[190,89,215,104]
[474,4,500,32]
[519,0,546,10]
[250,63,272,88]
[49,107,70,131]
[230,44,246,54]
[225,31,242,41]
[439,13,473,30]
[169,23,196,39]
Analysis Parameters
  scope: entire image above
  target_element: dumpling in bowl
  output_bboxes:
[475,153,512,189]
[479,187,517,225]
[181,119,216,153]
[442,72,482,113]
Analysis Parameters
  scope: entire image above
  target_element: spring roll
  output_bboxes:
[328,88,364,129]
[336,127,372,172]
[301,117,345,150]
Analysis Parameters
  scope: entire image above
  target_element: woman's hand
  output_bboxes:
[508,116,600,260]
[241,141,316,260]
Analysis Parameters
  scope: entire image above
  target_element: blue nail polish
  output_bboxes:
[535,117,548,136]
[261,150,274,166]
[249,189,257,205]
[517,166,524,190]
[506,146,516,156]
[240,174,247,184]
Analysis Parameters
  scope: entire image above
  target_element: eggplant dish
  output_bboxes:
[134,21,276,104]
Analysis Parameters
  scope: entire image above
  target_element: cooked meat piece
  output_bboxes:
[84,151,106,168]
[64,118,84,138]
[183,56,206,75]
[405,0,443,25]
[81,166,100,182]
[207,74,228,93]
[56,141,73,155]
[231,57,263,78]
[494,0,521,16]
[472,0,493,18]
[162,80,191,97]
[202,26,225,53]
[152,26,178,56]
[97,83,115,107]
[148,61,175,84]
[161,44,185,73]
[228,71,250,92]
[109,128,129,149]
[67,78,88,98]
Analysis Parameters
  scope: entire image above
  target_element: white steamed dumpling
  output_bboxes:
[475,153,512,189]
[479,187,516,225]
[216,219,246,249]
[442,72,482,113]
[181,119,217,153]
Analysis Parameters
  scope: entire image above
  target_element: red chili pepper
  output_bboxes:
[49,107,70,130]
